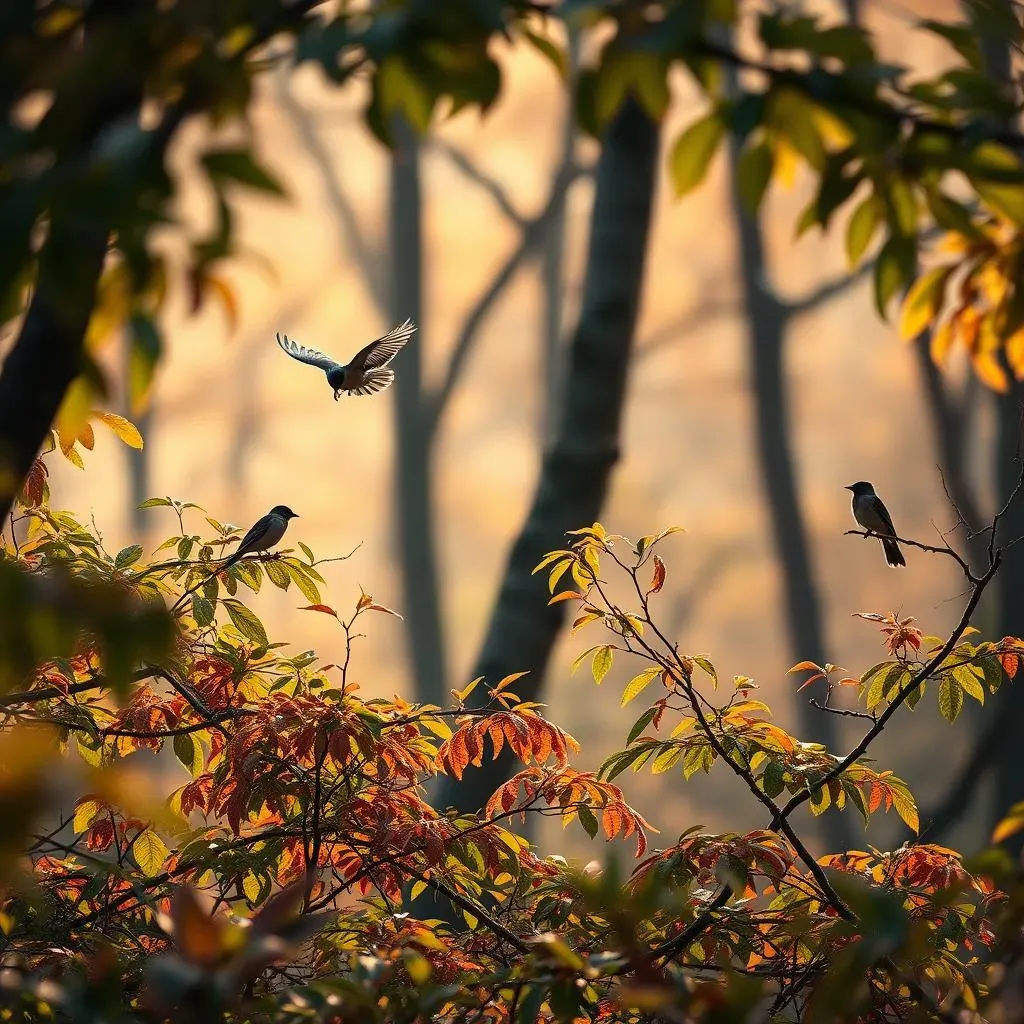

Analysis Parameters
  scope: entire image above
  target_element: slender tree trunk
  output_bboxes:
[432,97,659,818]
[724,71,851,851]
[389,119,448,708]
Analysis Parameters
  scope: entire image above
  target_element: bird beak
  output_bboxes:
[844,485,854,491]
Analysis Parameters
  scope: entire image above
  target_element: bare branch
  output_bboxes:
[429,138,526,227]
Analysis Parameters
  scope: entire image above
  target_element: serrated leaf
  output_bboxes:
[285,563,320,604]
[133,829,169,876]
[651,744,682,774]
[191,594,214,628]
[73,798,101,833]
[264,559,291,590]
[937,675,963,722]
[223,599,268,647]
[621,667,660,706]
[592,645,614,685]
[115,544,143,569]
[577,803,599,839]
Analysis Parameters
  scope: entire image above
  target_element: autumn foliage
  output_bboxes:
[2,447,1024,1024]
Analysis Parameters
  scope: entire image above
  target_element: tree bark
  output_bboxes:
[389,118,448,709]
[0,218,110,521]
[432,97,659,818]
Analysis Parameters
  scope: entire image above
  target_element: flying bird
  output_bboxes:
[275,319,417,400]
[221,505,299,572]
[846,482,906,567]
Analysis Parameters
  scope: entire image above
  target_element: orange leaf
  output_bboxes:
[300,604,338,616]
[648,555,666,595]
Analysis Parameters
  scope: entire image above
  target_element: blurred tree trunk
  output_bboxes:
[724,69,852,852]
[539,30,580,445]
[389,118,448,709]
[432,97,658,819]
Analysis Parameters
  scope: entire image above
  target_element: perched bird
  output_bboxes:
[221,505,299,572]
[846,482,905,567]
[275,319,417,400]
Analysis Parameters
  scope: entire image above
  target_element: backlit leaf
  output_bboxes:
[899,266,952,341]
[133,829,169,877]
[669,112,725,197]
[621,667,660,706]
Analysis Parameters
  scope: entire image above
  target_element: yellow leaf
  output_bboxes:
[54,377,94,452]
[972,348,1009,393]
[993,806,1024,844]
[899,266,952,341]
[73,798,101,833]
[93,411,144,449]
[771,135,801,190]
[1007,326,1024,379]
[242,870,262,903]
[621,667,660,707]
[133,829,169,876]
[930,319,955,365]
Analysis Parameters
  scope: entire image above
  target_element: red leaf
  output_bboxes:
[300,604,338,617]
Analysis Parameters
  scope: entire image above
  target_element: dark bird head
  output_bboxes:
[269,505,299,519]
[845,481,875,496]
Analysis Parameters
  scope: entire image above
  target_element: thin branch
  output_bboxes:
[844,528,973,579]
[430,138,526,227]
[426,160,589,430]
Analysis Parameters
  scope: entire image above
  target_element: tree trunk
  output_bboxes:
[724,75,852,851]
[389,119,448,708]
[432,97,659,818]
[0,220,110,520]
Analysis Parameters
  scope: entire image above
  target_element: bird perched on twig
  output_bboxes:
[846,482,906,567]
[275,319,417,399]
[221,505,299,572]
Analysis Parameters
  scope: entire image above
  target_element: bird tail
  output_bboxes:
[346,367,395,397]
[881,537,906,568]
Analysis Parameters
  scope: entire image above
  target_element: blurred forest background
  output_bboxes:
[27,0,1005,859]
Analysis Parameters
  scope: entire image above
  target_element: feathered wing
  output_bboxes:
[349,318,417,371]
[276,333,344,374]
[338,367,395,397]
[869,495,897,537]
[869,496,906,567]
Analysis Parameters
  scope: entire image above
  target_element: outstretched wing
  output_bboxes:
[276,333,344,373]
[349,318,417,371]
[339,367,395,397]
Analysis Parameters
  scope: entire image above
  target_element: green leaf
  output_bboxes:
[769,90,825,171]
[285,562,321,604]
[594,47,670,125]
[887,178,918,236]
[139,497,172,509]
[133,829,169,876]
[173,733,203,776]
[651,744,683,774]
[592,645,614,685]
[669,112,725,197]
[627,706,658,744]
[845,194,883,268]
[233,560,262,593]
[898,265,952,341]
[377,54,434,133]
[223,599,269,647]
[952,664,985,703]
[735,139,773,214]
[693,656,717,686]
[264,559,291,590]
[201,148,285,196]
[621,667,660,706]
[873,235,916,318]
[191,594,214,628]
[577,803,599,839]
[115,544,143,569]
[937,675,964,723]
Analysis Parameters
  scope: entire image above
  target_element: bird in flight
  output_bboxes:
[222,505,299,572]
[275,319,417,400]
[846,482,906,567]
